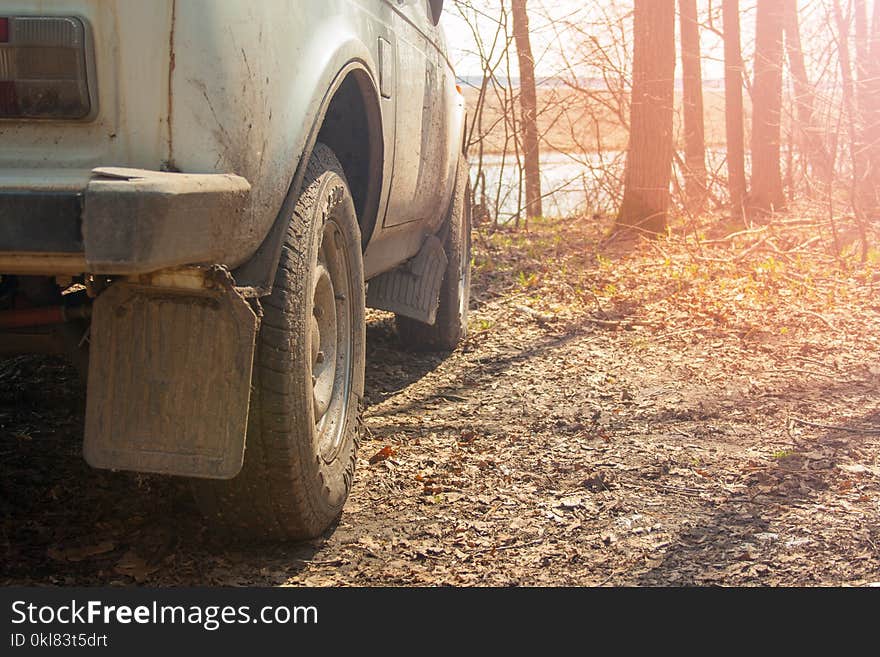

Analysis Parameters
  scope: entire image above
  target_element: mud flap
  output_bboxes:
[366,235,448,324]
[83,283,258,479]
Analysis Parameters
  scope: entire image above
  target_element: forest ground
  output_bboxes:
[2,210,879,586]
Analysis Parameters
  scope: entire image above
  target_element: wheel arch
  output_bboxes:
[316,69,384,252]
[233,59,384,295]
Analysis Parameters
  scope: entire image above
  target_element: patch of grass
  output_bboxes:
[474,318,494,332]
[516,270,540,289]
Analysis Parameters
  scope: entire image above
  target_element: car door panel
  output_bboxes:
[382,0,443,228]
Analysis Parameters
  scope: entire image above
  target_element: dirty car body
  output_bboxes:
[0,0,469,538]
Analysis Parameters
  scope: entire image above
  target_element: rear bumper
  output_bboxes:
[0,167,250,275]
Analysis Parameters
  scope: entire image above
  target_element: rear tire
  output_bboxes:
[396,155,472,351]
[193,144,365,541]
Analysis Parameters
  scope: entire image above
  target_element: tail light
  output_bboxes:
[0,16,94,120]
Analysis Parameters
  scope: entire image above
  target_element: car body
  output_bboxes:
[0,0,464,281]
[0,0,470,538]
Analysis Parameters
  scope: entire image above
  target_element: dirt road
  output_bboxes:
[2,215,879,586]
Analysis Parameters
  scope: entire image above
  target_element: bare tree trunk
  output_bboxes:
[616,0,676,235]
[854,0,869,113]
[722,0,747,215]
[750,0,786,215]
[679,0,707,212]
[834,0,866,201]
[782,0,833,189]
[867,0,880,214]
[834,0,869,258]
[853,0,874,208]
[511,0,542,221]
[857,0,880,216]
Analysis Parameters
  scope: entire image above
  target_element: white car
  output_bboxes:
[0,0,471,539]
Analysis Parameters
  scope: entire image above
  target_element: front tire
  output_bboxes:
[193,144,365,541]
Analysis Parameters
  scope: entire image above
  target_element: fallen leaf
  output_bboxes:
[114,551,159,583]
[369,445,396,465]
[47,541,116,563]
[459,430,478,443]
[582,471,613,491]
[838,463,868,475]
[358,536,382,553]
[556,496,583,510]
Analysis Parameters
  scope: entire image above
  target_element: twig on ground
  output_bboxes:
[733,237,770,261]
[616,480,707,498]
[772,368,839,380]
[597,570,622,587]
[797,308,837,331]
[653,326,711,341]
[789,417,880,435]
[470,538,545,556]
[792,355,838,370]
[292,558,346,567]
[585,317,658,330]
[786,235,823,252]
[515,305,554,323]
[699,225,770,244]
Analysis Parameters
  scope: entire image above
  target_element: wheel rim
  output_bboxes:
[311,220,353,463]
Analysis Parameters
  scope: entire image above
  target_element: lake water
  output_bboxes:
[470,149,732,221]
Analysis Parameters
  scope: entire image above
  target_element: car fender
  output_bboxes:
[232,55,384,294]
[169,4,385,285]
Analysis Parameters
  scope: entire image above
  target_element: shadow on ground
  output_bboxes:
[0,317,450,585]
[633,407,880,585]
